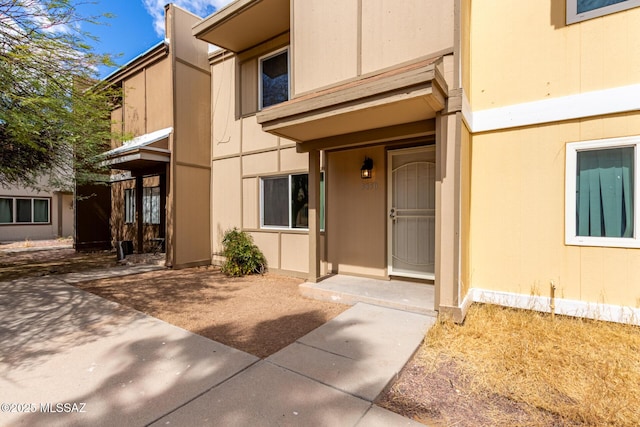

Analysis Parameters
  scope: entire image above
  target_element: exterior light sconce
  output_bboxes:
[361,157,373,179]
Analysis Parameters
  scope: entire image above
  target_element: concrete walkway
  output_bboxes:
[0,268,434,426]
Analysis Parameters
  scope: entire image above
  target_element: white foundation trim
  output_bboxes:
[467,84,640,133]
[469,288,640,326]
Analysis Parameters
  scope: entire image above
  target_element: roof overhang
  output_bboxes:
[104,41,169,85]
[256,57,448,149]
[193,0,290,52]
[100,127,172,171]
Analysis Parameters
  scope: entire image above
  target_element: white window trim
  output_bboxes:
[567,0,640,24]
[258,46,290,111]
[565,135,640,248]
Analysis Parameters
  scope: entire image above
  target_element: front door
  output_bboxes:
[388,146,436,280]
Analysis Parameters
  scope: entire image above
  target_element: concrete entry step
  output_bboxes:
[300,274,437,316]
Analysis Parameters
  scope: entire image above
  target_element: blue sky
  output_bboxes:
[78,1,234,78]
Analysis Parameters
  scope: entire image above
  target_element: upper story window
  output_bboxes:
[259,47,289,110]
[567,0,640,24]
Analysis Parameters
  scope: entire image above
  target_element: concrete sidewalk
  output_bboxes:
[0,271,434,426]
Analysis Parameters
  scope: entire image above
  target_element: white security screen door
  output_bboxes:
[388,147,436,279]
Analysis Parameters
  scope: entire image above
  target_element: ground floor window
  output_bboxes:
[143,187,160,224]
[0,197,49,224]
[261,173,324,230]
[124,189,135,224]
[124,187,161,225]
[566,136,639,247]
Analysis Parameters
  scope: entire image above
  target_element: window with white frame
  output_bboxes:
[567,0,640,24]
[0,197,49,224]
[124,187,160,225]
[261,173,325,230]
[566,136,639,247]
[259,47,289,110]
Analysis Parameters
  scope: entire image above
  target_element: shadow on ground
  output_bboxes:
[0,276,383,426]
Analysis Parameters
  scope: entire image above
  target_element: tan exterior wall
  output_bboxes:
[469,1,640,109]
[212,157,242,257]
[117,58,172,139]
[460,0,471,95]
[123,71,147,137]
[292,0,454,95]
[111,107,123,148]
[469,112,640,308]
[145,60,172,132]
[174,165,210,266]
[291,0,358,95]
[174,63,211,167]
[168,6,211,268]
[326,146,387,278]
[210,49,311,276]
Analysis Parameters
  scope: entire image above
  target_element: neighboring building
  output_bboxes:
[465,0,640,323]
[94,4,211,268]
[0,179,73,242]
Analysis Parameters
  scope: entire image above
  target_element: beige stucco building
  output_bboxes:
[1,178,73,242]
[95,0,640,324]
[193,0,469,320]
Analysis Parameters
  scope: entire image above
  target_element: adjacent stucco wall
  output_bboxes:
[292,0,455,95]
[0,182,72,241]
[469,1,640,108]
[470,113,640,307]
[468,2,640,309]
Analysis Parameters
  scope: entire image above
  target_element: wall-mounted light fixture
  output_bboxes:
[361,156,373,179]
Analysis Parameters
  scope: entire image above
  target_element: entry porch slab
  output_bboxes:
[300,274,437,316]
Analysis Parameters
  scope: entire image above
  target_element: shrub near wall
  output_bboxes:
[221,228,267,276]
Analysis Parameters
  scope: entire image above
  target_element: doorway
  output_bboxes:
[387,146,436,280]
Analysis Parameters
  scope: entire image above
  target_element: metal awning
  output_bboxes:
[100,127,172,171]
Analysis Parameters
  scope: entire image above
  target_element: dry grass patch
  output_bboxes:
[379,304,640,426]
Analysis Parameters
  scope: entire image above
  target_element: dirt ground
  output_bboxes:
[4,240,567,425]
[0,239,117,282]
[0,241,348,359]
[75,267,348,358]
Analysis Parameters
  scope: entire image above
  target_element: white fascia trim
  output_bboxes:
[470,288,640,326]
[468,84,640,133]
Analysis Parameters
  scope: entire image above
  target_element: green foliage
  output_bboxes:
[0,0,120,189]
[221,228,267,277]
